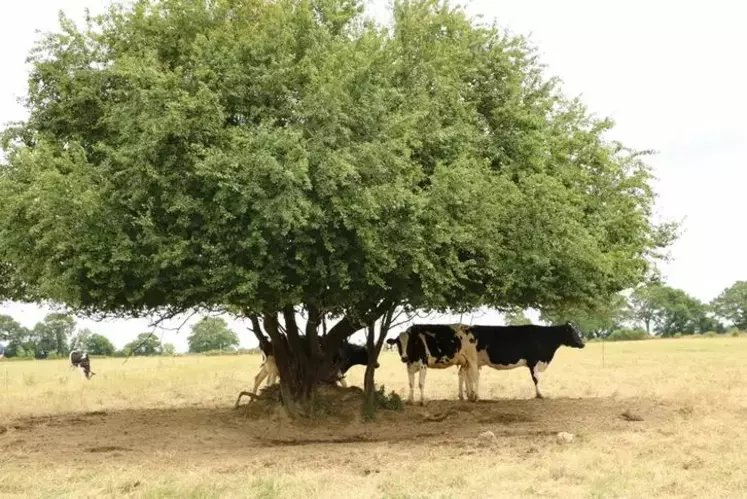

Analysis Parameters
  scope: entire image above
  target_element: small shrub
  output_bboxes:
[607,328,648,342]
[703,331,717,338]
[375,385,404,411]
[674,333,683,338]
[732,331,740,338]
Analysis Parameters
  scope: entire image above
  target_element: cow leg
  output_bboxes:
[418,365,427,406]
[338,371,348,388]
[528,365,544,399]
[252,365,269,394]
[468,363,480,402]
[457,367,465,401]
[406,364,417,404]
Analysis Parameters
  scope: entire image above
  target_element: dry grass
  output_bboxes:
[1,336,746,498]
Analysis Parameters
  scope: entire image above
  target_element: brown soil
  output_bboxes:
[0,394,675,472]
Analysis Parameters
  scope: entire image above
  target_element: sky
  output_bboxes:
[1,0,745,351]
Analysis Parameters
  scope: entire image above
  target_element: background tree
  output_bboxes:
[123,333,162,356]
[69,327,93,351]
[162,343,177,356]
[711,281,747,330]
[628,285,662,335]
[187,317,239,353]
[85,333,116,356]
[0,0,674,414]
[504,309,532,326]
[629,284,707,336]
[541,294,628,339]
[0,314,32,358]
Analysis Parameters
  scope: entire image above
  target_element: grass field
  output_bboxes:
[1,336,746,498]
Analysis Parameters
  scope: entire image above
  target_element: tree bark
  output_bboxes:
[363,304,397,419]
[248,314,271,352]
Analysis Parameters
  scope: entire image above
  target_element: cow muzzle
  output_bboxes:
[400,356,408,363]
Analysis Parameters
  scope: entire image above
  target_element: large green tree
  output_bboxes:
[188,317,239,353]
[0,0,673,413]
[0,314,31,357]
[31,313,75,355]
[71,328,116,355]
[124,332,163,356]
[628,284,707,336]
[711,281,747,330]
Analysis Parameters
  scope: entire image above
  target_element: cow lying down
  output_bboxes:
[69,350,95,379]
[457,323,585,399]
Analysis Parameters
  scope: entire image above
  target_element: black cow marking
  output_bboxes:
[386,324,479,405]
[69,350,95,380]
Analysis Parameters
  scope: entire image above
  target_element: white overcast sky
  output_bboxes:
[1,0,745,351]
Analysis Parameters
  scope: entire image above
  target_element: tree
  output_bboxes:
[0,314,31,358]
[187,317,239,353]
[123,333,162,356]
[628,286,661,335]
[86,333,116,356]
[28,313,75,356]
[504,310,532,326]
[162,343,177,356]
[541,294,628,339]
[69,327,93,351]
[0,0,673,415]
[711,281,747,330]
[629,284,706,337]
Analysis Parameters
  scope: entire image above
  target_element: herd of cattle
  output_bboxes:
[252,322,584,404]
[61,322,585,404]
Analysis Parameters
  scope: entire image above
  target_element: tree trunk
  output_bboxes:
[244,303,392,418]
[362,305,397,420]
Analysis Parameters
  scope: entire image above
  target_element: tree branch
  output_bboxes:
[248,314,271,352]
[323,300,393,353]
[283,305,303,354]
[305,303,322,358]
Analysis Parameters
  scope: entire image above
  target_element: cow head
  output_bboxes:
[564,322,586,349]
[386,330,410,363]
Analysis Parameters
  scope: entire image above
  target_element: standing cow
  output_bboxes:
[457,323,585,399]
[386,324,480,405]
[69,350,95,379]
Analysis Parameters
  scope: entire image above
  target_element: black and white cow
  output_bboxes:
[69,350,95,379]
[250,340,379,394]
[386,324,479,405]
[457,323,585,399]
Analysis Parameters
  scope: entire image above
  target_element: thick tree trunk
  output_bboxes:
[243,302,392,418]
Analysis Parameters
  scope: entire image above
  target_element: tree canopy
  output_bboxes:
[0,0,674,408]
[188,317,239,353]
[711,281,747,330]
[123,332,163,356]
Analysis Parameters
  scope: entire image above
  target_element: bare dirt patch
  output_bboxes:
[0,395,674,469]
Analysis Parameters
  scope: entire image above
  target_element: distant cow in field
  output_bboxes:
[69,350,95,379]
[457,323,585,399]
[386,324,480,405]
[249,340,379,395]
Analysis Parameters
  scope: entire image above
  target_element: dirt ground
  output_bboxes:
[1,338,746,498]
